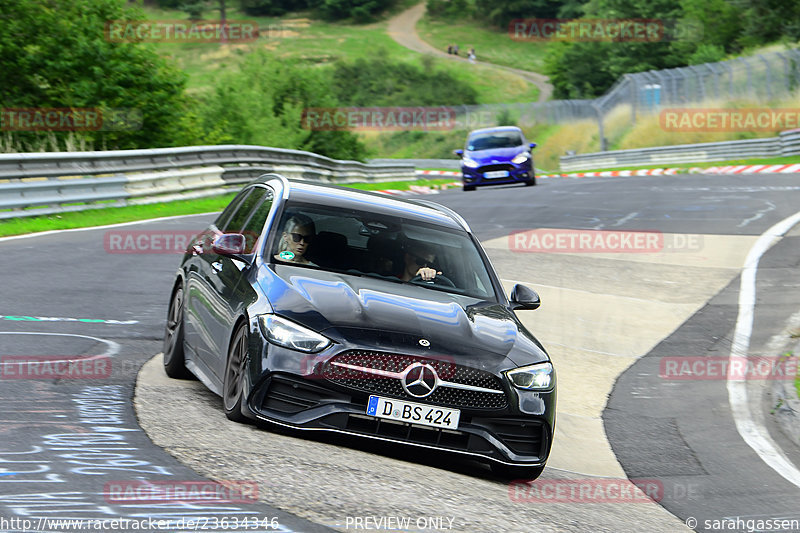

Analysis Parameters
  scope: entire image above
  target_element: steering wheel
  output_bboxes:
[409,273,456,288]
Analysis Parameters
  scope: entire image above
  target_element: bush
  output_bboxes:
[238,0,307,16]
[192,52,367,160]
[330,53,479,106]
[181,1,205,20]
[317,0,398,22]
[426,0,471,19]
[688,44,726,65]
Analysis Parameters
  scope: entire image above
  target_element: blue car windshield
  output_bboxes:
[468,131,524,151]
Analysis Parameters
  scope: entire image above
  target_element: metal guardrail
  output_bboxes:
[560,129,800,171]
[369,158,461,170]
[0,145,416,219]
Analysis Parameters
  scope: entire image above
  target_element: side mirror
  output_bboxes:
[212,233,246,256]
[454,149,464,157]
[529,142,537,150]
[510,284,540,310]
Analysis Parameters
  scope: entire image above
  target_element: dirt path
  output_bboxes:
[386,3,553,102]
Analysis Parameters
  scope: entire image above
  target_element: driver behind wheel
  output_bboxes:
[399,240,441,282]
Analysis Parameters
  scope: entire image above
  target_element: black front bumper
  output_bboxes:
[462,163,534,188]
[247,373,554,467]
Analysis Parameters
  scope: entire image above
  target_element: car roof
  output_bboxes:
[468,126,523,136]
[250,176,468,232]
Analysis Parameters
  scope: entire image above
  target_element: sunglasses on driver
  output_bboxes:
[289,232,314,243]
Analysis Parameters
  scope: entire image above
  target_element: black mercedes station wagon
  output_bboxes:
[163,174,555,479]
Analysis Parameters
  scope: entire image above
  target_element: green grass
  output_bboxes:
[347,177,456,190]
[796,366,800,399]
[0,194,237,238]
[0,179,458,237]
[417,15,548,74]
[142,6,539,105]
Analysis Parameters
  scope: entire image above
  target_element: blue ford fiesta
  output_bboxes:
[455,126,537,191]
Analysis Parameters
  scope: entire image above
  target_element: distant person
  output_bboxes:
[468,47,476,63]
[447,44,452,54]
[274,214,317,266]
[453,44,459,56]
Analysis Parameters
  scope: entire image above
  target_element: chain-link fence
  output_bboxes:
[596,48,800,119]
[460,48,800,147]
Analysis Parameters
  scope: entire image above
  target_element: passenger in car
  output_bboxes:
[366,235,401,277]
[399,240,441,281]
[274,214,318,266]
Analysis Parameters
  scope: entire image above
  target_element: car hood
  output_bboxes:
[259,265,547,366]
[466,147,527,164]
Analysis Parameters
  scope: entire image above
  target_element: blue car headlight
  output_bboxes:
[506,362,554,390]
[511,152,530,165]
[462,157,480,168]
[258,314,331,353]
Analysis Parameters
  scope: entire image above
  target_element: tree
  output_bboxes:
[0,0,189,150]
[196,51,367,160]
[474,0,568,28]
[544,0,691,97]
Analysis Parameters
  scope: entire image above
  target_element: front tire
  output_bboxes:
[490,463,545,481]
[223,323,250,423]
[463,184,476,191]
[163,286,190,378]
[524,178,536,186]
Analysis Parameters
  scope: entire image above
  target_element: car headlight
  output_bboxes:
[462,157,480,168]
[506,362,554,390]
[258,315,331,353]
[511,152,530,164]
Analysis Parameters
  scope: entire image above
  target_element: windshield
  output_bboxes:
[269,201,499,300]
[467,131,524,151]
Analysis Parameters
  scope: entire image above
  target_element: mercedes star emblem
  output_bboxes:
[401,362,439,398]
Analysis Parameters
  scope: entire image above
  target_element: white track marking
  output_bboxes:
[727,210,800,488]
[0,332,120,364]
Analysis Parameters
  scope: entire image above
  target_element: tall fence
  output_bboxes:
[466,48,800,134]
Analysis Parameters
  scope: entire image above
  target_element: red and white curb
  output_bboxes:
[414,168,700,179]
[537,167,703,178]
[415,170,460,176]
[398,163,800,194]
[415,165,800,179]
[703,164,800,175]
[378,183,461,196]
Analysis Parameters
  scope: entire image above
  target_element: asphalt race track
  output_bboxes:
[2,172,800,533]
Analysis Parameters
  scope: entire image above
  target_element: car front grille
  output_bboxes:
[478,164,515,173]
[321,350,508,410]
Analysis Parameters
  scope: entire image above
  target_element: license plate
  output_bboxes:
[366,395,460,429]
[484,170,509,178]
